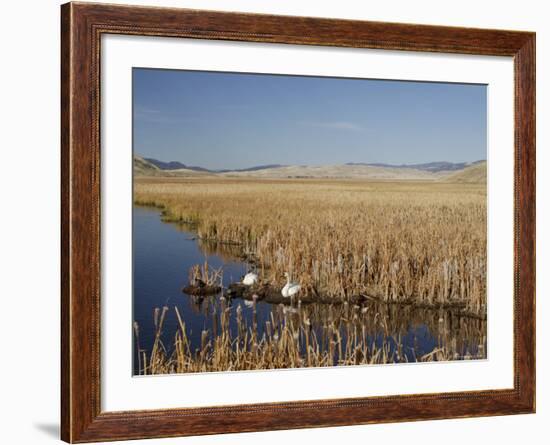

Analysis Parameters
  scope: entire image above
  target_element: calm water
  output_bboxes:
[134,206,273,372]
[133,205,484,374]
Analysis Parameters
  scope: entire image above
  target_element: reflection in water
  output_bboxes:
[185,295,485,363]
[133,206,486,375]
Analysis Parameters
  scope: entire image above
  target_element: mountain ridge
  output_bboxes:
[142,156,485,174]
[144,158,211,172]
[134,156,486,182]
[442,161,487,183]
[346,160,485,173]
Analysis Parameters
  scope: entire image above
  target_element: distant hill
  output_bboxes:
[135,155,487,181]
[144,158,211,172]
[347,160,485,173]
[134,156,161,176]
[218,164,286,173]
[143,157,286,174]
[134,156,211,177]
[220,164,440,180]
[443,161,487,183]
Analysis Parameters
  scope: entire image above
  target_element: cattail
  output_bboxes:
[135,176,486,372]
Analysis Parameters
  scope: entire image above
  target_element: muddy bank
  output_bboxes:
[181,281,486,320]
[181,283,222,296]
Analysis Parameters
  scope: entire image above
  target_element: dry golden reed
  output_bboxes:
[135,300,486,375]
[134,177,486,315]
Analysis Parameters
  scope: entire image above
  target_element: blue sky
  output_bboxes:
[133,68,486,170]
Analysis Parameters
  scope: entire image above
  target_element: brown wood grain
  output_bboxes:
[60,2,536,442]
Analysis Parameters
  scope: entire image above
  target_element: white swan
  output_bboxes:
[242,272,259,286]
[281,272,301,298]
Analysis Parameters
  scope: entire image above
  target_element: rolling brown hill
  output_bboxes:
[134,156,212,177]
[219,164,441,180]
[134,154,486,182]
[134,156,161,176]
[442,161,486,183]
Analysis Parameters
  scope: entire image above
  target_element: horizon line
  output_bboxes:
[136,154,486,171]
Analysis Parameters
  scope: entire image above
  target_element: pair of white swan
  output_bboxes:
[241,271,301,299]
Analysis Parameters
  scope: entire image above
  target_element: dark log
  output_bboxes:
[226,282,369,305]
[181,284,221,296]
[223,282,486,320]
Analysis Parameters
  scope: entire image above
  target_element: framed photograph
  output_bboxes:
[61,2,535,442]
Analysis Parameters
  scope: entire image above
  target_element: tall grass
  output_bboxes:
[135,177,486,315]
[135,300,486,375]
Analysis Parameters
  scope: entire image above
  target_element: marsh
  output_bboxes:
[132,178,487,375]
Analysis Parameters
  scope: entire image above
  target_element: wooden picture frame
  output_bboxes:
[61,2,536,442]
